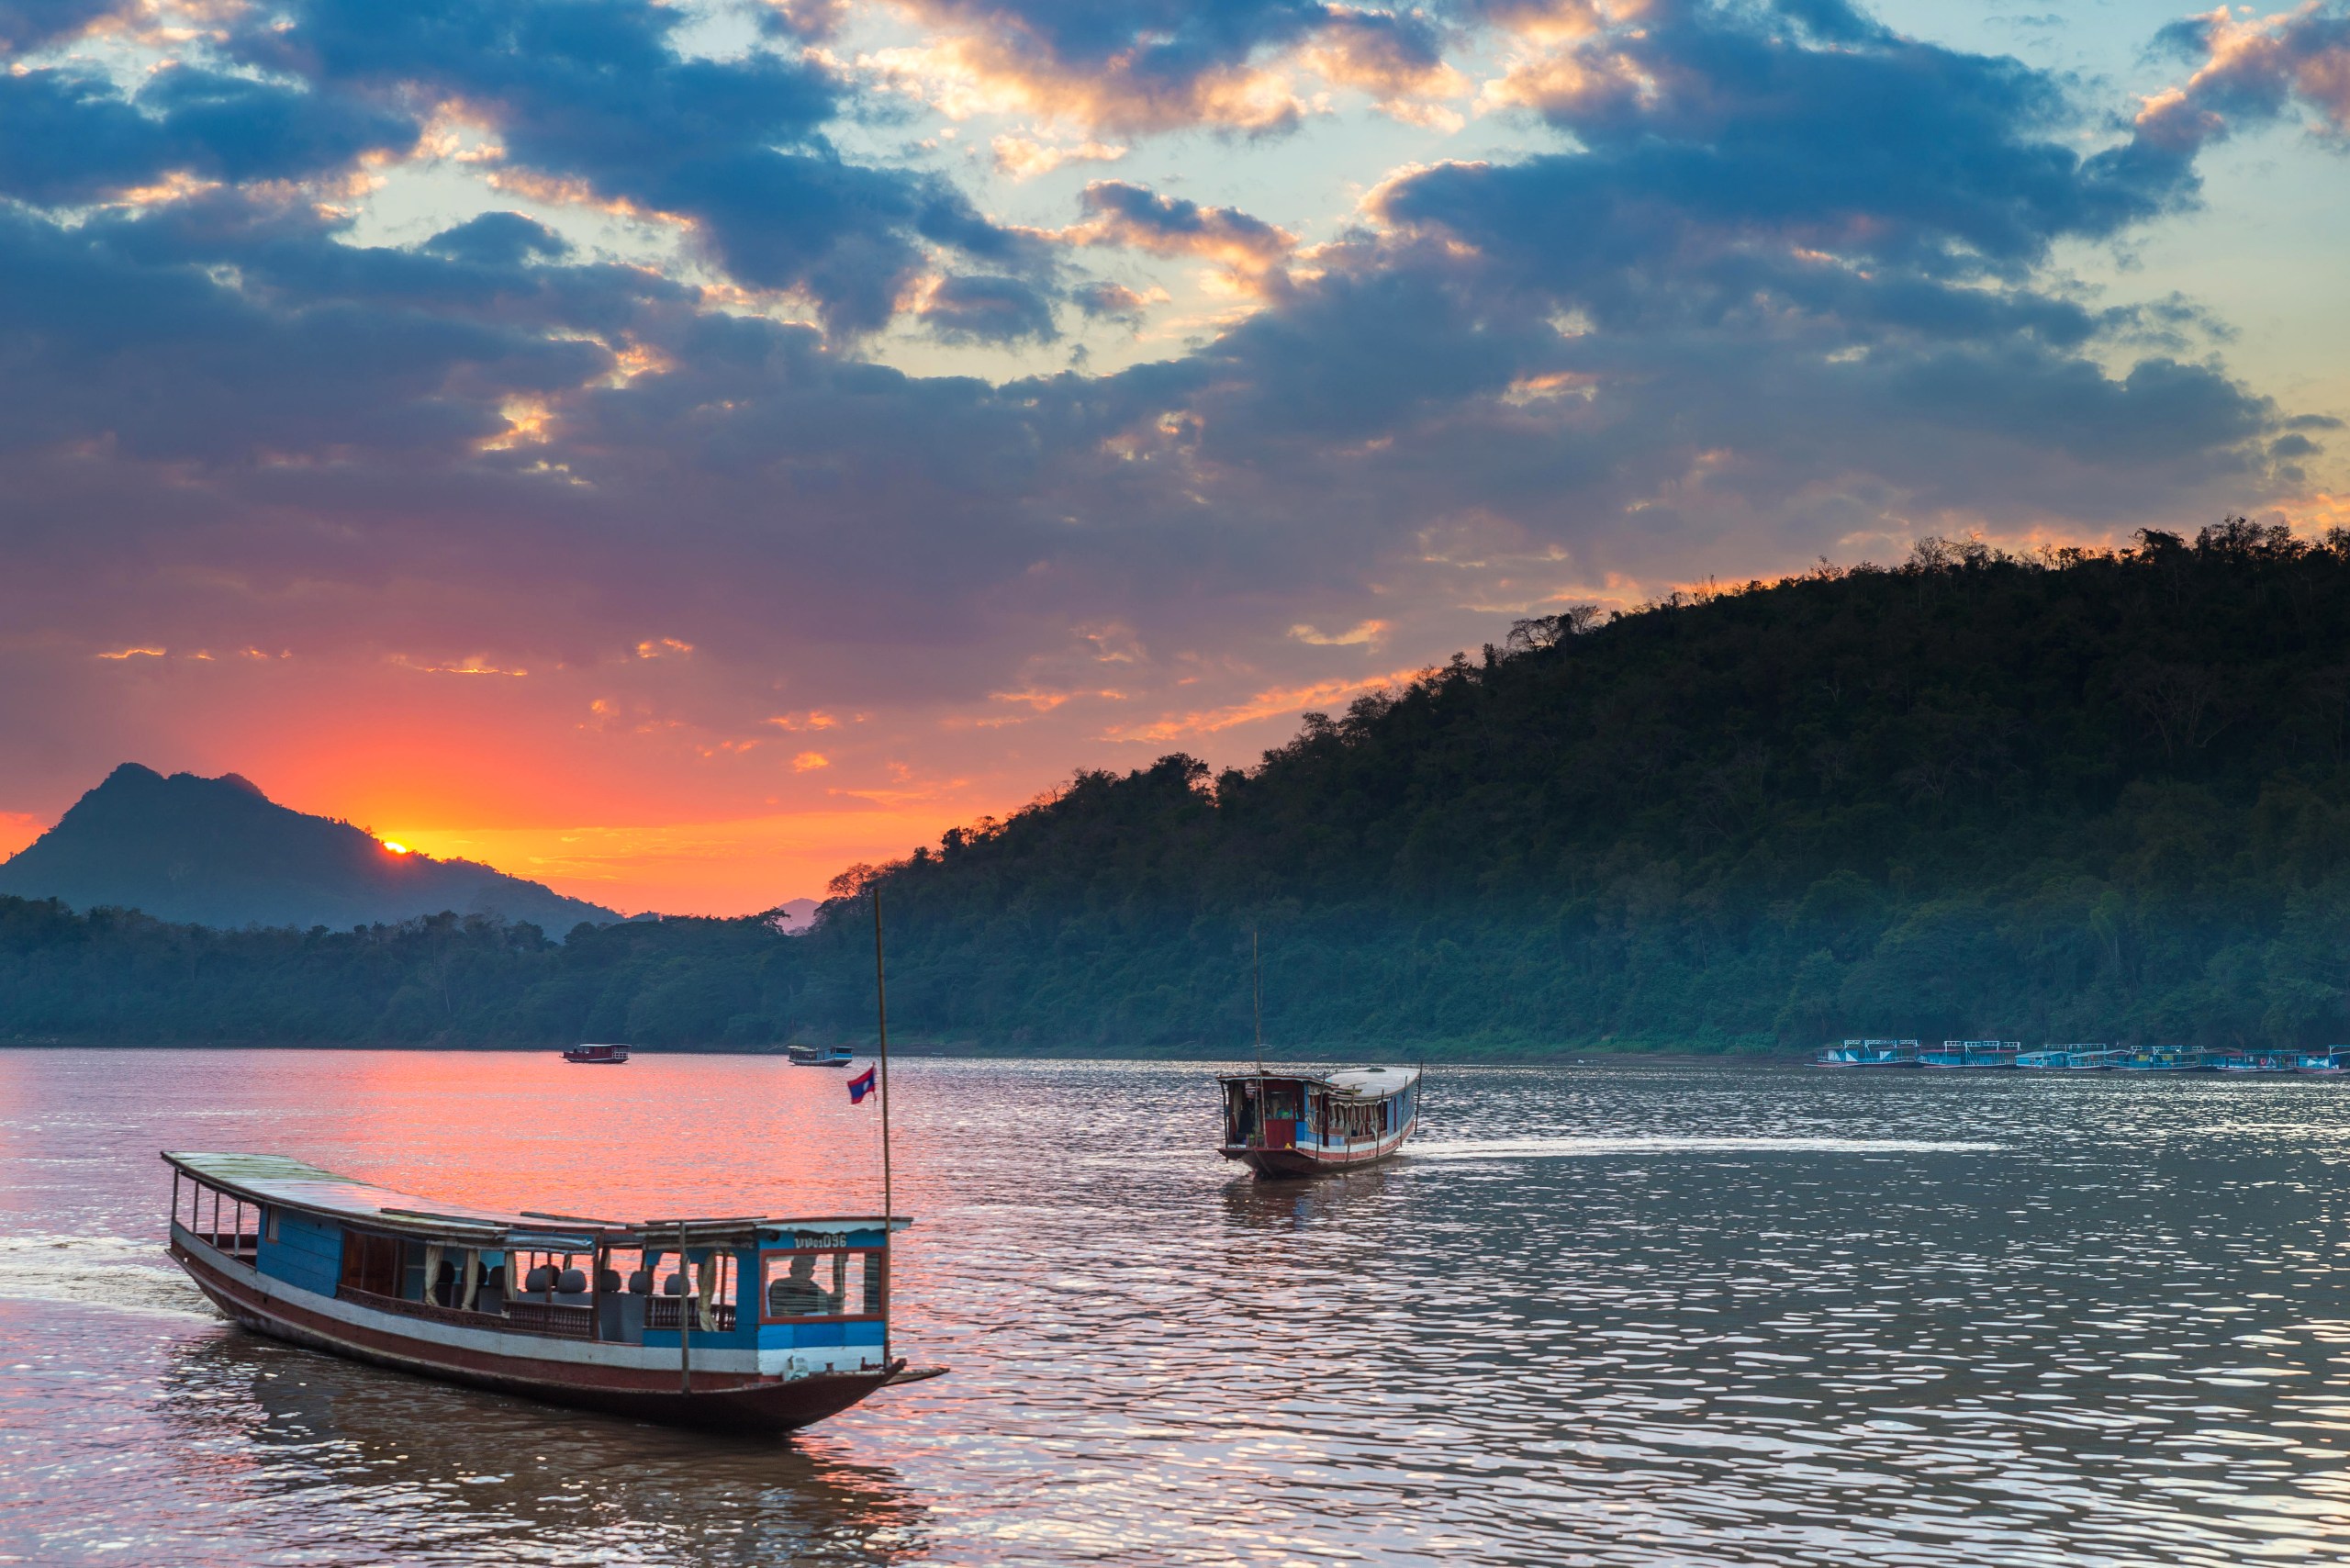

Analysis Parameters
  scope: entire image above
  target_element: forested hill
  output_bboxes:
[800,520,2350,1052]
[11,520,2350,1054]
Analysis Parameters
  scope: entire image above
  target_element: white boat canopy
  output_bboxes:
[1214,1066,1421,1097]
[163,1151,908,1247]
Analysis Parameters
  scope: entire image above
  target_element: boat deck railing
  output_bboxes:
[648,1297,737,1333]
[188,1228,259,1261]
[341,1284,520,1333]
[507,1300,597,1339]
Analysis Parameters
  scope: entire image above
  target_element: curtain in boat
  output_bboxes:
[422,1243,443,1306]
[694,1250,721,1331]
[458,1249,479,1312]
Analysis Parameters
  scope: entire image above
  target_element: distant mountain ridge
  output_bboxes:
[0,764,621,934]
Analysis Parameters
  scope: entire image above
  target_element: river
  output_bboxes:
[3,1049,2348,1564]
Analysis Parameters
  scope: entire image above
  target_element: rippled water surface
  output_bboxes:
[6,1050,2350,1565]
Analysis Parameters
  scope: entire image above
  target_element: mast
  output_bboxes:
[872,887,893,1367]
[1253,927,1265,1076]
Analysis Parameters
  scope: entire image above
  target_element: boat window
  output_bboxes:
[763,1249,884,1320]
[339,1230,402,1297]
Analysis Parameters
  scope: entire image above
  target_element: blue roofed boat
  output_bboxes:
[1815,1038,1920,1068]
[2210,1050,2295,1075]
[162,1152,941,1432]
[2116,1047,2209,1072]
[787,1044,857,1067]
[2298,1047,2350,1075]
[1919,1039,2020,1070]
[2017,1045,2120,1070]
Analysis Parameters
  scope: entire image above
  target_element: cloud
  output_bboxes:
[918,273,1064,342]
[215,0,1046,335]
[1068,180,1297,286]
[0,62,421,206]
[1302,6,1468,125]
[1289,618,1390,645]
[2143,4,2350,145]
[1070,279,1165,325]
[990,133,1130,178]
[867,0,1323,134]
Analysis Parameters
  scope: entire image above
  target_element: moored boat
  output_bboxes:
[1219,1067,1423,1177]
[1919,1039,2020,1070]
[2017,1045,2120,1070]
[2298,1047,2350,1075]
[163,1152,940,1431]
[2116,1047,2208,1072]
[563,1042,629,1065]
[1816,1038,1920,1068]
[2210,1050,2295,1074]
[787,1043,857,1067]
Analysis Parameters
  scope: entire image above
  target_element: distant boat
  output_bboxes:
[787,1044,856,1068]
[2018,1045,2120,1070]
[2210,1050,2294,1075]
[1220,1067,1423,1177]
[563,1042,629,1065]
[2298,1047,2350,1075]
[1919,1039,2020,1070]
[2116,1047,2208,1072]
[1215,930,1421,1177]
[1816,1038,1919,1067]
[161,1151,939,1432]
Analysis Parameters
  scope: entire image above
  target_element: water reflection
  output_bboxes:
[158,1328,928,1566]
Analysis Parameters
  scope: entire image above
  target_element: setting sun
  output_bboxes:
[379,840,411,855]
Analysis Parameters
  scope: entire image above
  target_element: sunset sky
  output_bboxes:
[2,0,2345,913]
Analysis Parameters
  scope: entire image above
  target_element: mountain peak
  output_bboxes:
[0,767,620,934]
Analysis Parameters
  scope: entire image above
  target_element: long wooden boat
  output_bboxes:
[2018,1045,2120,1070]
[2299,1047,2350,1075]
[1815,1038,1919,1067]
[1218,1067,1422,1177]
[2117,1047,2209,1072]
[787,1043,857,1067]
[562,1042,629,1064]
[2211,1050,2295,1074]
[162,1152,941,1432]
[1919,1039,2020,1070]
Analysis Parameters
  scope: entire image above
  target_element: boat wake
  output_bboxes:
[1406,1135,2004,1160]
[0,1232,213,1320]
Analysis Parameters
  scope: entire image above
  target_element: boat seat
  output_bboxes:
[627,1270,653,1294]
[662,1273,689,1295]
[556,1269,588,1294]
[598,1269,621,1294]
[523,1264,556,1293]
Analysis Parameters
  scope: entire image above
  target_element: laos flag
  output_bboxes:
[847,1066,878,1103]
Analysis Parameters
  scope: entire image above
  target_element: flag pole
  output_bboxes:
[872,887,893,1368]
[1253,927,1265,1075]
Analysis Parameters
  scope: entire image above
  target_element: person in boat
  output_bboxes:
[767,1253,833,1316]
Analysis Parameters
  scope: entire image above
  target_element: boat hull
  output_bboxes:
[173,1237,909,1434]
[1222,1119,1416,1178]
